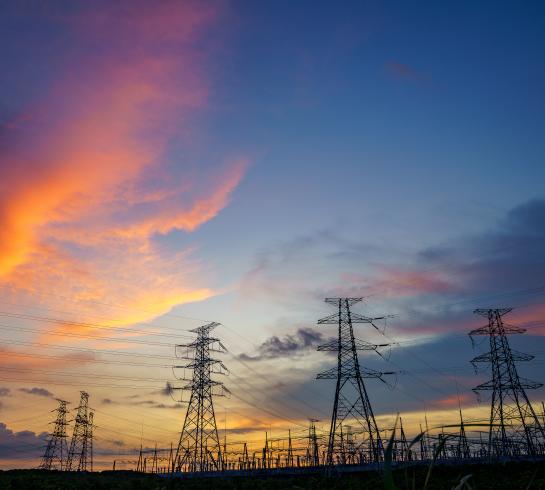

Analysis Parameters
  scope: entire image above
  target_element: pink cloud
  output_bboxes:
[432,392,473,409]
[340,267,457,298]
[0,1,245,328]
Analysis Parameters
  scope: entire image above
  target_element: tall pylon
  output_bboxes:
[316,298,393,465]
[173,322,230,472]
[469,308,545,457]
[67,391,92,471]
[40,399,70,470]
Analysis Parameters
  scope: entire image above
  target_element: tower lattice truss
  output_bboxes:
[317,298,393,465]
[40,399,70,470]
[173,322,230,472]
[67,391,94,471]
[470,308,545,457]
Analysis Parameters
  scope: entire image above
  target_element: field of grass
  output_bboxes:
[0,461,544,489]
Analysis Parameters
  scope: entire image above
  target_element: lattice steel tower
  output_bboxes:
[317,298,392,465]
[173,322,229,472]
[67,391,92,471]
[40,399,70,470]
[469,308,545,457]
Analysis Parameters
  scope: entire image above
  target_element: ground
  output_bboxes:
[0,461,544,489]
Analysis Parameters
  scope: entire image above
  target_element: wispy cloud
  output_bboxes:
[0,1,246,330]
[384,61,426,84]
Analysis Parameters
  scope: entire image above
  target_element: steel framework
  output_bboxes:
[40,399,70,470]
[469,308,545,457]
[173,322,229,472]
[67,391,93,471]
[316,298,393,465]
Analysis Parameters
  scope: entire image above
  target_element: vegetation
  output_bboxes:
[0,461,544,490]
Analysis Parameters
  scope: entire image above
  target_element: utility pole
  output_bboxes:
[67,391,92,471]
[469,308,545,457]
[40,399,70,470]
[316,298,393,465]
[173,322,229,472]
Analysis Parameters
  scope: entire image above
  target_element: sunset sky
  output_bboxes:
[1,0,545,470]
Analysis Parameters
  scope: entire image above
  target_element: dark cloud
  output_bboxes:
[0,387,10,397]
[19,387,54,398]
[239,328,326,361]
[0,423,48,460]
[105,391,179,410]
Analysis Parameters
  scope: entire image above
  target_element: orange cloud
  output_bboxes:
[0,2,244,332]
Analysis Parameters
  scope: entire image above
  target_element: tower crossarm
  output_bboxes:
[473,377,543,392]
[471,350,534,364]
[361,367,396,379]
[469,325,526,336]
[318,312,387,325]
[317,338,385,351]
[189,321,221,335]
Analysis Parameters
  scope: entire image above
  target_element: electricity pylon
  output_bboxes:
[67,391,92,471]
[173,322,230,472]
[307,419,320,466]
[40,399,70,470]
[316,298,393,465]
[469,308,545,457]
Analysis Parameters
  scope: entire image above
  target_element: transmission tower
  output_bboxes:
[40,399,70,470]
[316,298,393,465]
[67,391,92,471]
[469,308,545,457]
[307,419,320,466]
[173,322,229,472]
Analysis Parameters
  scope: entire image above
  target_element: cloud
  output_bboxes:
[239,328,325,361]
[0,1,246,330]
[0,423,48,460]
[0,388,10,397]
[432,392,474,409]
[339,268,457,298]
[101,398,114,405]
[19,387,54,398]
[0,347,95,371]
[384,61,425,83]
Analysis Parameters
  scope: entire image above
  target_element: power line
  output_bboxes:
[0,338,177,360]
[0,322,176,347]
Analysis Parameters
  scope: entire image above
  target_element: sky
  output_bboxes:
[1,0,545,470]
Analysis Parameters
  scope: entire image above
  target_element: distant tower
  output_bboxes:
[307,419,320,466]
[316,298,393,465]
[67,391,92,471]
[40,399,70,470]
[173,322,229,472]
[469,308,545,457]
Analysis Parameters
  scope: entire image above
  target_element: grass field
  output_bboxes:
[0,461,544,490]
